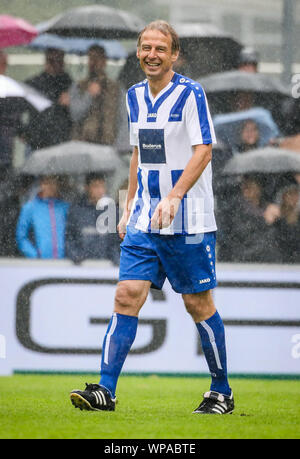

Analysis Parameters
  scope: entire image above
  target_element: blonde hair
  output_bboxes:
[137,20,180,54]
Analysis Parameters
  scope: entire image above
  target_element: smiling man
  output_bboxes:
[70,20,234,416]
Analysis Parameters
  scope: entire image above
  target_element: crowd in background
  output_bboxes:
[0,42,299,265]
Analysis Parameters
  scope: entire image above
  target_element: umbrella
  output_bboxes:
[37,5,146,39]
[27,33,128,60]
[176,22,239,40]
[173,23,242,78]
[200,70,291,96]
[222,147,300,175]
[20,141,123,175]
[0,75,52,112]
[199,70,292,134]
[213,107,280,150]
[0,14,38,47]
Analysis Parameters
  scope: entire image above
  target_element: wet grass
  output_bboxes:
[0,374,299,439]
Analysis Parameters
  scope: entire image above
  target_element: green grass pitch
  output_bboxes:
[0,374,299,439]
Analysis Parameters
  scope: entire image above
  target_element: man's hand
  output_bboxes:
[58,91,70,106]
[88,81,102,97]
[263,203,281,225]
[150,196,181,230]
[117,210,130,240]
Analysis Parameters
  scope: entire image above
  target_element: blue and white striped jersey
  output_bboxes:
[126,72,217,235]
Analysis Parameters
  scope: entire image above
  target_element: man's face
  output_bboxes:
[46,50,65,75]
[241,179,261,203]
[241,121,259,146]
[88,50,106,76]
[40,177,59,198]
[87,179,106,204]
[137,29,178,81]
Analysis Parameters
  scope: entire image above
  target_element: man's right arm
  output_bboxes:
[117,146,138,240]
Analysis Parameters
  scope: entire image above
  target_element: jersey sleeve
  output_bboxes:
[185,85,217,146]
[126,89,139,146]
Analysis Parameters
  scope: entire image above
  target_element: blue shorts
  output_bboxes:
[119,227,217,294]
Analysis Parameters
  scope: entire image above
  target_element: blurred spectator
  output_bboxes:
[295,173,300,190]
[173,47,193,77]
[26,48,72,102]
[0,49,7,75]
[16,175,69,259]
[234,47,259,111]
[70,45,119,145]
[234,92,255,112]
[236,119,260,152]
[22,48,73,151]
[65,172,120,265]
[280,99,300,136]
[0,168,20,257]
[217,174,277,263]
[115,52,144,155]
[272,184,300,263]
[238,47,259,73]
[117,51,145,91]
[0,50,22,169]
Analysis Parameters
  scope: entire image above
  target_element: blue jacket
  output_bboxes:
[16,195,69,259]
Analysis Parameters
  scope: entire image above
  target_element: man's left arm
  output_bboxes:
[151,143,212,230]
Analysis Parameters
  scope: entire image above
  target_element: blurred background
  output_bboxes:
[4,0,300,80]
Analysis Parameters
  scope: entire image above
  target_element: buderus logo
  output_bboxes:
[139,129,166,164]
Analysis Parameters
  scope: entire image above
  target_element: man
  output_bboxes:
[238,47,259,73]
[0,50,22,169]
[0,50,7,75]
[70,21,234,415]
[65,173,120,265]
[69,45,119,145]
[23,48,73,150]
[26,48,72,103]
[16,175,69,259]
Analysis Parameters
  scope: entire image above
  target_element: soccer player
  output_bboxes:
[70,20,234,415]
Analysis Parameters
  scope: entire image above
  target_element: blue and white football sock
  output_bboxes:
[99,312,138,398]
[196,310,231,396]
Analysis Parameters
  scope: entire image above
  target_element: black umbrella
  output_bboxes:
[37,5,146,39]
[176,22,239,40]
[200,70,291,96]
[0,74,52,112]
[222,147,300,175]
[174,23,243,78]
[199,70,292,134]
[20,141,123,175]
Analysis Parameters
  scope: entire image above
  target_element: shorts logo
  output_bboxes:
[199,278,211,284]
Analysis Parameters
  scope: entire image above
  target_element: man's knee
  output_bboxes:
[114,280,150,315]
[182,290,216,322]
